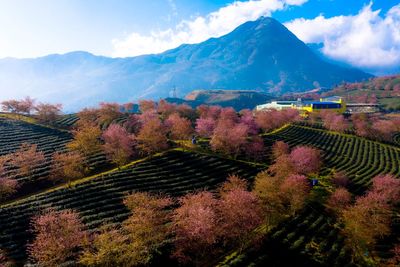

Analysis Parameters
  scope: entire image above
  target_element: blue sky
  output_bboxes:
[0,0,399,72]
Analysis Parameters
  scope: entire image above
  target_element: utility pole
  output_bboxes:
[172,86,177,98]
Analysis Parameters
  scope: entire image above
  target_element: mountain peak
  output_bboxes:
[0,18,371,111]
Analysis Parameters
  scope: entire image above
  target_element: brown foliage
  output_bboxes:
[67,122,102,156]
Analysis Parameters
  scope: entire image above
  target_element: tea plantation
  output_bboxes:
[0,150,260,262]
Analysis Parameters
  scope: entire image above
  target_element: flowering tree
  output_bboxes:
[280,174,310,216]
[253,171,285,227]
[239,109,259,135]
[371,120,397,141]
[79,226,128,266]
[77,108,99,126]
[11,143,45,178]
[97,102,122,127]
[139,100,157,113]
[210,120,248,157]
[50,151,87,185]
[102,124,136,167]
[165,113,194,140]
[326,188,352,216]
[217,176,263,250]
[172,191,219,265]
[28,209,88,267]
[243,136,265,161]
[196,105,221,120]
[320,111,348,132]
[269,153,295,179]
[122,192,172,265]
[0,155,18,199]
[341,192,392,260]
[272,141,290,160]
[67,122,102,157]
[123,114,142,134]
[34,103,62,123]
[289,146,321,175]
[371,174,400,204]
[136,117,168,155]
[195,117,216,138]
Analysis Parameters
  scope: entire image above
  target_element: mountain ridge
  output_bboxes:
[0,17,372,111]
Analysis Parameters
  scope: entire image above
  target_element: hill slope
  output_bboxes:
[0,17,371,111]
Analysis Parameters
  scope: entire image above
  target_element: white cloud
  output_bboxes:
[284,3,400,68]
[111,0,307,57]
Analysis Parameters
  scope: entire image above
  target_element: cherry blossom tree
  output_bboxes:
[67,122,102,157]
[50,151,87,185]
[122,192,172,265]
[136,117,168,155]
[196,105,221,120]
[239,109,259,135]
[217,176,263,250]
[102,124,136,167]
[123,114,142,135]
[34,103,62,123]
[139,100,157,113]
[11,143,45,178]
[243,136,265,161]
[97,102,122,127]
[268,154,295,179]
[272,141,290,160]
[280,174,310,216]
[77,108,99,126]
[172,191,219,265]
[253,171,285,227]
[289,146,321,175]
[79,226,128,266]
[326,188,352,216]
[28,209,88,267]
[210,120,248,157]
[195,117,216,138]
[0,155,18,199]
[165,113,194,140]
[341,192,392,260]
[371,174,400,205]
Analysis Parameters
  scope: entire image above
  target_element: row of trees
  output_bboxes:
[1,97,62,123]
[308,110,400,142]
[8,142,320,267]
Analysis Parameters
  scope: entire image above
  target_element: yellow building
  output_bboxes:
[256,96,346,114]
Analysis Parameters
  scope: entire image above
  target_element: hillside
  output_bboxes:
[184,90,272,110]
[322,75,400,110]
[0,17,371,111]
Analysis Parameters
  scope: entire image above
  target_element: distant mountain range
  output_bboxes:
[0,17,372,111]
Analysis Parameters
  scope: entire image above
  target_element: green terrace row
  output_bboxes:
[226,205,353,267]
[0,150,261,262]
[0,118,72,156]
[264,125,400,194]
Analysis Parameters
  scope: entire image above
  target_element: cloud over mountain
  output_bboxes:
[285,3,400,73]
[111,0,308,57]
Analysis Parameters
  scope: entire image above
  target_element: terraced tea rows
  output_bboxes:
[53,114,79,128]
[0,117,108,190]
[264,125,400,193]
[240,124,400,267]
[0,150,260,262]
[223,205,351,267]
[394,132,400,146]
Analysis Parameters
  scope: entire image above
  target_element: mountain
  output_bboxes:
[0,17,372,111]
[183,90,272,110]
